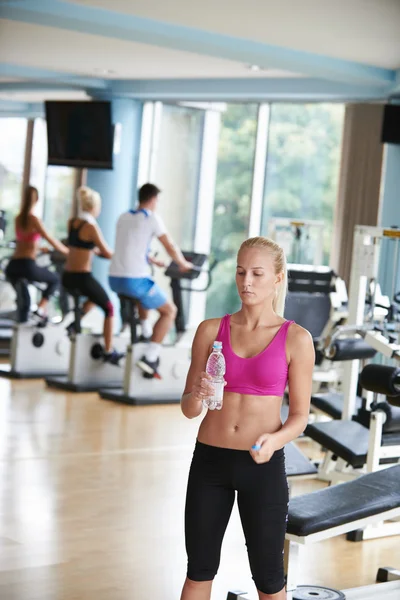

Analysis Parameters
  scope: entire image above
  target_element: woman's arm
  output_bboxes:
[90,224,113,259]
[251,325,315,462]
[181,319,219,419]
[32,217,69,255]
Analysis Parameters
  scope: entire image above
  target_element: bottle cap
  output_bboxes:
[213,341,223,350]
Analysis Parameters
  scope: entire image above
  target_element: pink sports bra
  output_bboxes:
[16,228,41,243]
[216,314,294,397]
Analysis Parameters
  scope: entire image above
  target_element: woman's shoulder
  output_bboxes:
[196,316,226,337]
[16,213,39,229]
[197,316,225,329]
[286,322,313,349]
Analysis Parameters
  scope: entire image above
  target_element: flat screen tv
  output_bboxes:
[381,104,400,145]
[45,101,113,169]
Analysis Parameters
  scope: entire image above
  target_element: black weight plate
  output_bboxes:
[293,586,345,600]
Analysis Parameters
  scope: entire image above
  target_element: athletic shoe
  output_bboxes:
[137,355,161,379]
[103,349,125,366]
[66,321,77,336]
[32,311,48,328]
[139,335,151,343]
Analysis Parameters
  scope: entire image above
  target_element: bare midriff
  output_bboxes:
[13,239,39,260]
[65,248,93,273]
[197,391,283,450]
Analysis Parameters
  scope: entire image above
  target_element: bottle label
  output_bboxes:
[213,381,224,403]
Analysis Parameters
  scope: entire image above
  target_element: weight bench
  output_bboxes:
[284,267,348,395]
[306,365,400,493]
[285,464,400,599]
[310,391,362,420]
[227,465,400,600]
[310,337,376,420]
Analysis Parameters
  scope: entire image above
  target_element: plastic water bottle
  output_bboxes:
[204,341,226,410]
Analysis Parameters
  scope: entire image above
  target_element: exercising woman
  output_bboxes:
[180,237,315,600]
[6,185,68,323]
[62,186,123,365]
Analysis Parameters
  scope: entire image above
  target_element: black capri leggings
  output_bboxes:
[185,441,289,595]
[6,258,59,322]
[62,271,114,317]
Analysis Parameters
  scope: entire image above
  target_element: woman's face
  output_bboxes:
[89,202,101,219]
[236,247,283,307]
[92,202,101,218]
[32,190,39,206]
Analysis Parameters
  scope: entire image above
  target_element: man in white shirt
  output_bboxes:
[109,183,192,378]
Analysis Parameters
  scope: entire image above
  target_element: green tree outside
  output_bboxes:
[206,103,344,319]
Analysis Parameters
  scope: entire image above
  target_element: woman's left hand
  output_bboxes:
[250,433,279,464]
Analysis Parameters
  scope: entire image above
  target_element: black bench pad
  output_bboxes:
[306,420,400,468]
[306,420,369,468]
[311,392,362,419]
[285,443,317,478]
[287,464,400,537]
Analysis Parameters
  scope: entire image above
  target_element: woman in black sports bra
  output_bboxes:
[62,186,124,365]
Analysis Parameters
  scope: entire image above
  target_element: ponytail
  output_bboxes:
[19,185,38,229]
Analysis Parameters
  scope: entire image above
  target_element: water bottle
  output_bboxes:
[203,341,226,410]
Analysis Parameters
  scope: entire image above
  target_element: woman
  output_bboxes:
[180,236,315,600]
[62,186,124,365]
[6,185,68,323]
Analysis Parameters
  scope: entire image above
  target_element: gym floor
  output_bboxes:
[0,374,398,600]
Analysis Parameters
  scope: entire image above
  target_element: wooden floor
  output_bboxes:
[0,376,399,600]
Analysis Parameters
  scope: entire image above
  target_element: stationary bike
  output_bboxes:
[45,288,128,393]
[0,250,72,379]
[100,252,216,405]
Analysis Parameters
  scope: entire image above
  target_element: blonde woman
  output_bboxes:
[62,186,123,364]
[180,237,315,600]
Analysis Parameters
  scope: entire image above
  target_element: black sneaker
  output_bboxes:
[32,311,48,328]
[139,335,151,343]
[66,321,77,336]
[103,349,125,366]
[137,355,161,379]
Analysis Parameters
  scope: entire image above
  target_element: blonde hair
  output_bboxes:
[77,186,101,213]
[238,236,288,317]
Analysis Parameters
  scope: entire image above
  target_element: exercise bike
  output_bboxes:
[99,252,216,405]
[45,286,129,393]
[0,211,17,356]
[0,250,72,379]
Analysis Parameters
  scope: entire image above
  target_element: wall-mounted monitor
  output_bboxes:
[381,104,400,145]
[45,100,113,169]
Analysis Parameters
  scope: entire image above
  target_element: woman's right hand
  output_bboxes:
[191,372,215,402]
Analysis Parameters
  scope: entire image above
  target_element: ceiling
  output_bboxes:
[67,0,400,69]
[0,19,301,81]
[0,0,399,111]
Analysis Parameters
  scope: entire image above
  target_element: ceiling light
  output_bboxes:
[249,64,261,72]
[93,68,116,75]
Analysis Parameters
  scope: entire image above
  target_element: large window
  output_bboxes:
[261,104,344,265]
[31,118,76,240]
[152,104,204,250]
[205,104,258,318]
[0,119,27,243]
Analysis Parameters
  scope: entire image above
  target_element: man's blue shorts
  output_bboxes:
[109,276,167,310]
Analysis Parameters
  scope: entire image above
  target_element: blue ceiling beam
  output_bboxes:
[107,77,390,102]
[0,76,392,103]
[0,99,43,117]
[0,0,395,88]
[0,81,97,93]
[389,69,400,97]
[0,63,109,89]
